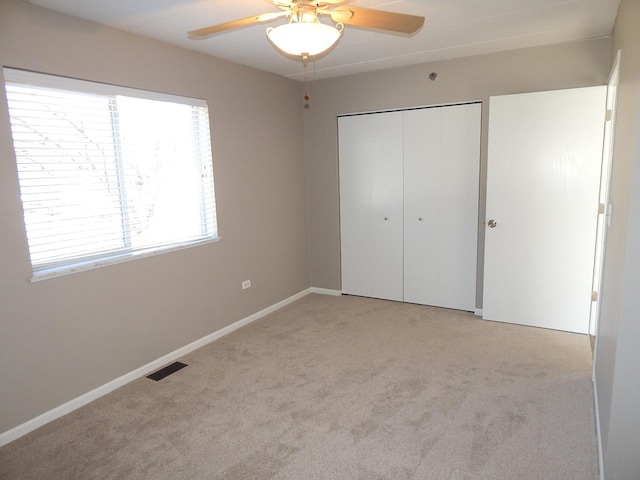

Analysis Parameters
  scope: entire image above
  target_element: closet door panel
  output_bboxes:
[339,112,403,301]
[403,108,441,305]
[438,103,480,310]
[369,112,404,301]
[403,104,480,311]
[339,115,373,297]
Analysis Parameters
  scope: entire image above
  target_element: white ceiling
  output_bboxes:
[24,0,621,82]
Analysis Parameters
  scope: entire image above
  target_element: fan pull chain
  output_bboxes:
[302,54,310,109]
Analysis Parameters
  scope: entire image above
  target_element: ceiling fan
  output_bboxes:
[188,0,425,59]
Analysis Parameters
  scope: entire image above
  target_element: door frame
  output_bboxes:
[589,50,621,338]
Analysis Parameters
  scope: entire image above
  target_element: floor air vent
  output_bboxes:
[147,361,187,381]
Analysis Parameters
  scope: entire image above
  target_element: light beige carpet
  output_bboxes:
[0,294,598,479]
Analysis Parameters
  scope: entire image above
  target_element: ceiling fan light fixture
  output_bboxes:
[267,21,343,57]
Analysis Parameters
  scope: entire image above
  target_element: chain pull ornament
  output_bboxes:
[302,54,310,109]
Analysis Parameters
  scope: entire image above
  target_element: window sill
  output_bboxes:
[30,237,220,283]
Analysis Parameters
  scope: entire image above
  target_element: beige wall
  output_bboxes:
[594,0,640,477]
[0,0,310,434]
[304,38,612,306]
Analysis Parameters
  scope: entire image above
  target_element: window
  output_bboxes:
[3,68,218,281]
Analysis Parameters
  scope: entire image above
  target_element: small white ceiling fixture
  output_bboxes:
[266,14,343,58]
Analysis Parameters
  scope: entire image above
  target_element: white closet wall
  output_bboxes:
[339,103,481,311]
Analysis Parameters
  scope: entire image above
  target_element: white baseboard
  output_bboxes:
[474,308,483,317]
[0,287,327,447]
[309,287,342,296]
[592,375,604,480]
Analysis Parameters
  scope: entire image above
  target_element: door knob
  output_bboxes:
[418,217,424,221]
[487,219,497,228]
[384,217,389,220]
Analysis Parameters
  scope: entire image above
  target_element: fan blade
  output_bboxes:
[330,6,424,34]
[188,11,287,39]
[316,0,349,5]
[274,1,294,8]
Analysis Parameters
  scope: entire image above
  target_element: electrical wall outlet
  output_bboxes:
[242,280,251,290]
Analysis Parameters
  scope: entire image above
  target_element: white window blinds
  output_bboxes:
[4,68,218,280]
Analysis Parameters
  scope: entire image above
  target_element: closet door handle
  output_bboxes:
[384,217,389,220]
[418,217,424,221]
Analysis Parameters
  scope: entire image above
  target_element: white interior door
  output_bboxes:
[339,112,404,301]
[483,87,606,334]
[404,104,480,310]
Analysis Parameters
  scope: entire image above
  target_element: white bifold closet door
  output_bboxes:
[339,103,481,311]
